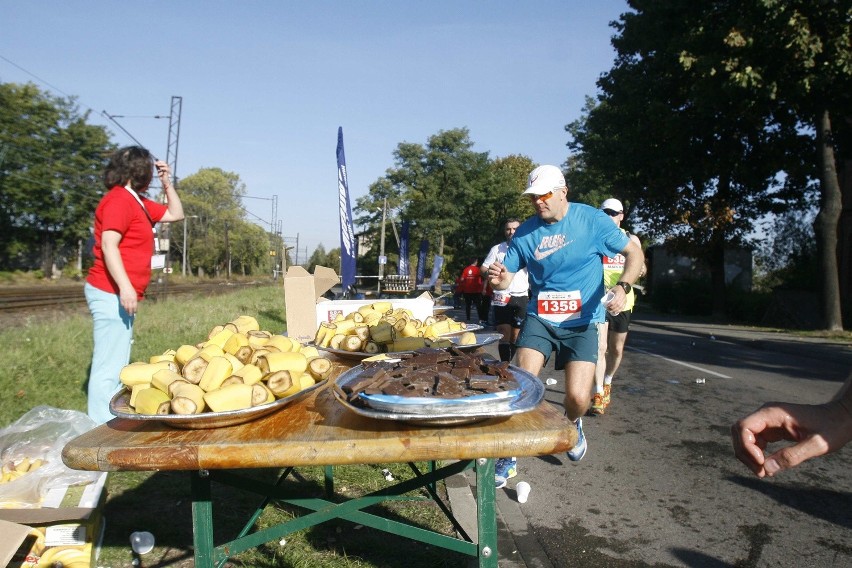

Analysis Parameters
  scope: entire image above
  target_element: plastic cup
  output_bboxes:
[516,481,531,503]
[130,531,155,555]
[600,290,615,304]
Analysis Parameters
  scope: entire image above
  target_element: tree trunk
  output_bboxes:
[710,235,727,319]
[40,232,54,279]
[813,108,844,331]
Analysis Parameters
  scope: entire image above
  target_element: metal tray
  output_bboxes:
[317,332,501,362]
[332,364,544,426]
[109,378,327,429]
[437,323,483,336]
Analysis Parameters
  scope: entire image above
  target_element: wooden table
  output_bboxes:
[62,363,575,567]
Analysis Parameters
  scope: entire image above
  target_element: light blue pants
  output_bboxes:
[85,283,134,424]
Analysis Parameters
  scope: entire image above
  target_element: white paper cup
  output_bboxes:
[516,481,531,503]
[130,531,155,555]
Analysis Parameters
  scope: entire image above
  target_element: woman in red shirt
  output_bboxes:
[84,146,184,423]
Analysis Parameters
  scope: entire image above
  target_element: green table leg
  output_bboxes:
[191,470,215,568]
[475,458,498,568]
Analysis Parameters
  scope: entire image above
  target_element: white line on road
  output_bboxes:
[628,346,732,378]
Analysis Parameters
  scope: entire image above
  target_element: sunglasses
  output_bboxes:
[603,208,622,216]
[530,190,557,202]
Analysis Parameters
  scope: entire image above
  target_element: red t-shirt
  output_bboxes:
[457,264,483,294]
[86,186,167,299]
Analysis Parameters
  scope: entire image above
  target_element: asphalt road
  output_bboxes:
[448,308,852,568]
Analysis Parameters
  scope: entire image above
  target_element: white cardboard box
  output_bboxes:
[284,265,340,343]
[0,472,106,568]
[284,265,435,343]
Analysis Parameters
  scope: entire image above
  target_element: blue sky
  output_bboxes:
[1,1,629,261]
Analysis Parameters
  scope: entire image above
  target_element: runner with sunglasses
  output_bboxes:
[487,165,644,463]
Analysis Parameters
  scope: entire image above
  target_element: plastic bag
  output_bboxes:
[0,406,101,508]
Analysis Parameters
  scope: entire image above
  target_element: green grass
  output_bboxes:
[0,282,468,568]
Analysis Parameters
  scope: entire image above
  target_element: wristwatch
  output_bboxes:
[616,281,632,294]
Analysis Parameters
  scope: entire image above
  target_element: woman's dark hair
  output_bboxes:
[103,146,154,191]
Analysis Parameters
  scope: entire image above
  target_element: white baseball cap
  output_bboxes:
[523,165,566,196]
[601,198,624,213]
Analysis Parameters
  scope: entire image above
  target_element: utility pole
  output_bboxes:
[378,198,387,295]
[160,95,182,295]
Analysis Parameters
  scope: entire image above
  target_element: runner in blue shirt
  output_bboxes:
[488,165,644,467]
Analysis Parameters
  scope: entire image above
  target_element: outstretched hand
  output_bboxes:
[731,400,852,477]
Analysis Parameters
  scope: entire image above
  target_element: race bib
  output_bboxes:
[537,290,582,324]
[491,290,511,307]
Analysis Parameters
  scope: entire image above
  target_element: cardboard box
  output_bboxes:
[0,472,106,568]
[284,265,435,343]
[284,265,339,343]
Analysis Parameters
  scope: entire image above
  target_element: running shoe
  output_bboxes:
[589,393,605,416]
[567,418,587,462]
[494,457,517,489]
[603,384,612,408]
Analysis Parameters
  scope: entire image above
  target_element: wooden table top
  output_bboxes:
[63,362,576,473]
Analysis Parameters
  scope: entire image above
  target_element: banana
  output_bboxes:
[307,357,333,380]
[174,344,200,366]
[170,382,207,414]
[251,382,276,406]
[230,363,263,385]
[223,332,249,356]
[223,352,245,373]
[266,335,298,353]
[230,315,260,333]
[119,360,177,387]
[300,345,320,359]
[133,387,171,415]
[198,356,234,392]
[298,375,315,390]
[458,331,477,345]
[246,330,271,348]
[151,368,187,394]
[368,321,396,344]
[371,301,393,313]
[181,356,208,384]
[129,383,149,407]
[203,383,254,412]
[256,351,308,376]
[340,335,365,352]
[197,343,225,361]
[265,370,299,398]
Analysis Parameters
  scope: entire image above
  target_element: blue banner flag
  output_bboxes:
[398,221,410,276]
[336,127,356,293]
[416,239,429,284]
[429,255,444,287]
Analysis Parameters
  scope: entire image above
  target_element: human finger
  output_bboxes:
[731,421,766,476]
[764,434,830,476]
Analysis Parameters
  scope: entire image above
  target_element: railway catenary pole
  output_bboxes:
[160,96,182,295]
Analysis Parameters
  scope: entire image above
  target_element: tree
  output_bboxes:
[567,1,823,318]
[354,128,536,277]
[688,0,851,329]
[0,82,113,274]
[176,168,269,277]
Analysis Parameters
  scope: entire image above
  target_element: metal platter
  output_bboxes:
[317,332,502,362]
[109,378,327,429]
[332,364,544,426]
[437,323,483,336]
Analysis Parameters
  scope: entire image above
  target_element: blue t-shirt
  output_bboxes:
[503,203,629,328]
